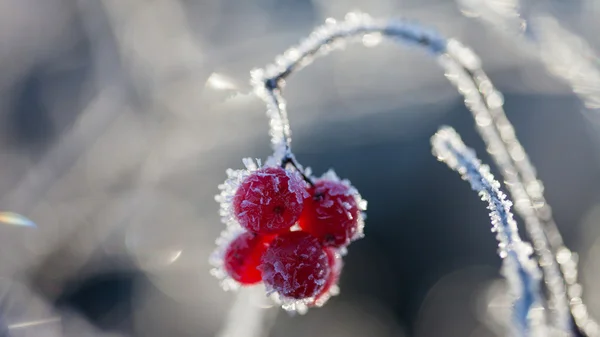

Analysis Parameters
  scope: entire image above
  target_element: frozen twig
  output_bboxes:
[457,0,600,334]
[251,12,446,163]
[250,12,571,334]
[458,0,600,110]
[432,126,547,337]
[442,41,572,334]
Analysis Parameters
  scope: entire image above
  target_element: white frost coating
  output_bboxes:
[431,127,548,337]
[211,156,320,312]
[285,169,310,205]
[313,169,367,247]
[312,248,343,308]
[457,1,600,332]
[458,0,600,109]
[262,236,330,314]
[215,158,262,231]
[250,11,446,162]
[215,157,307,233]
[265,276,327,314]
[532,16,600,110]
[211,158,265,290]
[441,40,572,334]
[267,292,311,315]
[231,13,576,325]
[209,226,246,291]
[250,14,569,329]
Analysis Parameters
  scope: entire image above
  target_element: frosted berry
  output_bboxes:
[312,248,343,306]
[261,231,330,299]
[233,167,306,234]
[224,232,274,285]
[299,180,360,247]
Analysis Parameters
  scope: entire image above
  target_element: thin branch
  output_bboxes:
[281,155,315,186]
[432,126,547,337]
[457,1,600,333]
[250,12,572,334]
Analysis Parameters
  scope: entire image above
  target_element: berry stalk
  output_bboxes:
[250,12,573,333]
[281,155,314,186]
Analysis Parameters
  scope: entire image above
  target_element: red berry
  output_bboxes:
[299,180,360,247]
[233,167,306,234]
[260,231,330,299]
[311,248,343,306]
[224,232,274,285]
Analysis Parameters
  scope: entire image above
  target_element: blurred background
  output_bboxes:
[0,0,600,336]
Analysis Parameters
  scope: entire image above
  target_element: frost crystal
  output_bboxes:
[458,0,600,110]
[250,14,571,327]
[431,127,548,337]
[211,158,263,290]
[250,11,446,162]
[309,169,367,246]
[233,166,307,234]
[215,158,261,230]
[440,40,571,334]
[210,225,247,291]
[261,231,329,301]
[311,247,343,308]
[458,1,600,332]
[212,12,582,326]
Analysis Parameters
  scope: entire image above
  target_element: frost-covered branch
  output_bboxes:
[250,12,571,333]
[432,126,547,337]
[456,1,600,334]
[251,12,446,164]
[442,42,573,334]
[458,0,600,110]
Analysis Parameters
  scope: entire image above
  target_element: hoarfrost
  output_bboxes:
[432,126,548,337]
[457,1,600,331]
[213,12,578,323]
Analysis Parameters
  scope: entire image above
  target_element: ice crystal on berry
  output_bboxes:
[260,231,330,301]
[224,232,275,285]
[302,170,367,248]
[206,11,596,334]
[210,226,247,291]
[300,178,360,248]
[213,164,363,312]
[216,158,262,230]
[233,167,308,234]
[311,247,343,307]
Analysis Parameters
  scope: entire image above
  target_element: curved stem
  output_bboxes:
[281,155,314,186]
[458,1,600,333]
[432,126,547,336]
[251,12,574,335]
[441,46,572,333]
[251,13,446,158]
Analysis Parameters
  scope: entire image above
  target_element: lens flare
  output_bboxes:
[0,212,36,228]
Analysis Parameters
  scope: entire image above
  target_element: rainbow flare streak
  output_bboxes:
[0,212,36,228]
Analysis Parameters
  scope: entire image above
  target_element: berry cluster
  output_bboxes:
[211,159,366,312]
